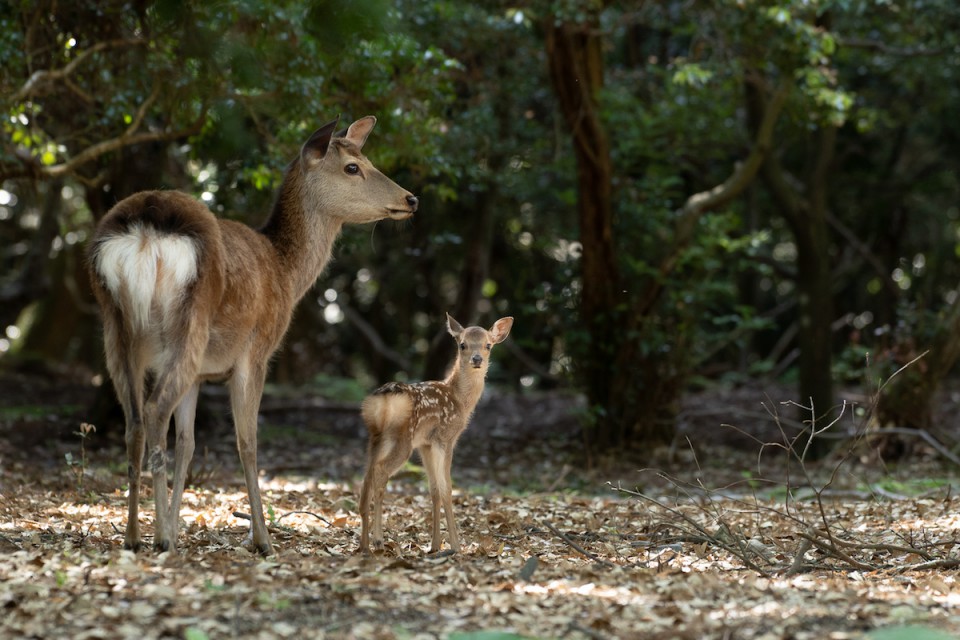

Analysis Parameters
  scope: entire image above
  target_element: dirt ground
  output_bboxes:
[1,370,959,639]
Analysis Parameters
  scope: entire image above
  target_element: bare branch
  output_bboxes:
[540,520,617,568]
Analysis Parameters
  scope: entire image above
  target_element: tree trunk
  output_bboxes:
[423,189,495,380]
[544,14,622,450]
[757,114,838,458]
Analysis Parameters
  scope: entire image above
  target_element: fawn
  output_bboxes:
[88,115,417,555]
[358,313,513,554]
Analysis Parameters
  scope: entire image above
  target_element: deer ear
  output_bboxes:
[300,116,340,169]
[446,313,465,339]
[489,317,514,344]
[344,116,377,149]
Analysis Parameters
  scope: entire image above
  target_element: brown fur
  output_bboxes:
[88,116,417,555]
[358,314,513,554]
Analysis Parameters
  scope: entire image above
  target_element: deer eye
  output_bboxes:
[345,163,360,175]
[459,343,466,351]
[485,344,491,350]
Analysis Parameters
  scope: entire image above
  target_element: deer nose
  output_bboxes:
[471,354,483,367]
[406,195,419,211]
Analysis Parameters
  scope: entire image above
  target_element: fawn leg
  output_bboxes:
[358,435,381,553]
[439,444,461,553]
[419,445,445,553]
[229,362,272,555]
[362,434,412,552]
[168,382,199,544]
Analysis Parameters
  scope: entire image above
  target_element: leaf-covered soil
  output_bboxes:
[1,371,959,639]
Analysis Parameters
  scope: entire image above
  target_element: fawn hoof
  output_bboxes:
[243,535,274,556]
[358,539,383,555]
[123,538,142,552]
[153,538,173,553]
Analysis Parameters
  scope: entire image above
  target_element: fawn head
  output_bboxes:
[299,115,418,224]
[447,314,514,373]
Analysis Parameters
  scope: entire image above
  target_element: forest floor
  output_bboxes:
[1,370,960,639]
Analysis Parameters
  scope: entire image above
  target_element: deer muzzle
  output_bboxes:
[387,194,418,220]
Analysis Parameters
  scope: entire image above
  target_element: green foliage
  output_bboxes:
[867,627,955,640]
[4,0,960,451]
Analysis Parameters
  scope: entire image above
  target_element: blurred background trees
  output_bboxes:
[2,0,960,456]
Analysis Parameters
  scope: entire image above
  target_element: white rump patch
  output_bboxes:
[95,223,199,331]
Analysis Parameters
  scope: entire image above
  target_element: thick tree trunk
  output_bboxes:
[757,113,838,458]
[544,15,622,449]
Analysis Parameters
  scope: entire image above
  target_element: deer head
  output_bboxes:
[447,314,514,373]
[299,116,418,225]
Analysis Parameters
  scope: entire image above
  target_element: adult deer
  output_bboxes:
[88,115,417,555]
[358,314,513,554]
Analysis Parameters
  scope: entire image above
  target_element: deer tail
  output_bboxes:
[361,384,414,435]
[89,192,214,333]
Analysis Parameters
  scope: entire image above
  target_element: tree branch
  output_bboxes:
[12,38,147,103]
[634,77,793,318]
[838,37,943,58]
[339,303,413,373]
[1,115,206,182]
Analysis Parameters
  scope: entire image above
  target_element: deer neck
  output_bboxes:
[445,356,487,414]
[260,164,343,300]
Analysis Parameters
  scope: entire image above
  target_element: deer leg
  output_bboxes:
[358,434,383,553]
[229,363,272,555]
[144,379,194,551]
[439,444,461,554]
[419,445,445,553]
[103,313,147,551]
[144,329,206,552]
[168,382,199,544]
[361,433,411,552]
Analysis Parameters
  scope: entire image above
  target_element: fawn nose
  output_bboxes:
[406,194,419,211]
[471,354,483,367]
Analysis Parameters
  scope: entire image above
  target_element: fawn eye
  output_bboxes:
[485,344,491,350]
[344,163,360,175]
[459,343,466,351]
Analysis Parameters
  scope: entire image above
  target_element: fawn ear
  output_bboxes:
[344,116,377,150]
[446,313,465,339]
[301,116,340,169]
[489,317,514,344]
